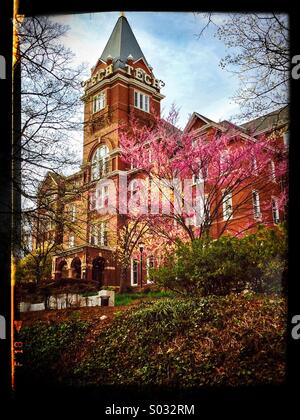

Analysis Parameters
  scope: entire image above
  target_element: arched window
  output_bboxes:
[91,145,109,180]
[71,257,81,279]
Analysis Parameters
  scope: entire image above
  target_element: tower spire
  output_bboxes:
[100,13,148,69]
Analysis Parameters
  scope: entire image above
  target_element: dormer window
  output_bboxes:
[93,92,106,113]
[134,90,149,112]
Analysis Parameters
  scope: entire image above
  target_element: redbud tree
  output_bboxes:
[120,107,287,243]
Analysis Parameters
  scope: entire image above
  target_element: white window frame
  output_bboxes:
[97,185,109,209]
[270,160,276,182]
[192,170,202,186]
[93,91,106,113]
[91,145,110,181]
[193,193,209,226]
[90,222,108,246]
[131,258,139,286]
[69,235,75,248]
[99,221,108,246]
[71,204,76,222]
[252,190,261,220]
[192,164,207,186]
[271,196,280,224]
[252,157,258,176]
[222,190,233,221]
[192,173,197,185]
[134,90,150,112]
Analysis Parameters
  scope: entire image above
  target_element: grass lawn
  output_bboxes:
[114,290,175,306]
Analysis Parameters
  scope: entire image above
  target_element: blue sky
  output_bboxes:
[53,11,241,130]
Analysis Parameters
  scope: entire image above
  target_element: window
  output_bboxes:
[283,131,289,148]
[272,197,280,224]
[97,185,109,208]
[99,222,108,246]
[252,190,261,220]
[192,167,207,185]
[90,222,108,246]
[70,204,76,222]
[47,219,55,231]
[203,194,210,222]
[222,190,233,220]
[90,191,96,210]
[270,160,276,182]
[194,193,209,226]
[131,259,139,286]
[252,157,258,175]
[93,92,106,113]
[130,179,139,197]
[90,225,97,245]
[134,90,150,112]
[91,145,109,180]
[146,256,155,283]
[69,235,75,248]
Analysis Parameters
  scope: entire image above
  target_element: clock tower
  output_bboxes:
[81,14,165,176]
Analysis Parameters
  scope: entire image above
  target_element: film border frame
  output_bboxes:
[0,0,299,411]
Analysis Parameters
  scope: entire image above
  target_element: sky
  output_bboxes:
[52,11,241,130]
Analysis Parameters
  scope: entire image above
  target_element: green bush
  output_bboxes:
[150,225,287,296]
[17,295,286,388]
[17,320,90,385]
[71,294,286,387]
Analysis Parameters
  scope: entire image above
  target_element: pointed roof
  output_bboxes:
[240,106,289,135]
[184,112,223,133]
[100,15,149,70]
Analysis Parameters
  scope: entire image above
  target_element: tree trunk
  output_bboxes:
[119,264,129,294]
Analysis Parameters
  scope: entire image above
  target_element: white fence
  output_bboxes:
[20,290,115,312]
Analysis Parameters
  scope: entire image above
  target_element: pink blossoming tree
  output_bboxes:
[120,107,287,243]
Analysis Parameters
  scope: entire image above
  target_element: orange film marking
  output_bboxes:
[12,0,23,392]
[11,255,16,391]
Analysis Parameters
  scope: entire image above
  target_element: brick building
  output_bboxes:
[33,14,288,288]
